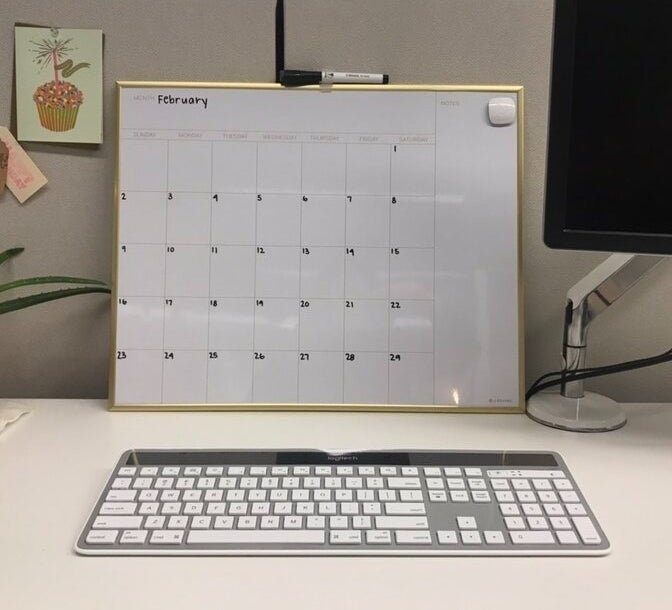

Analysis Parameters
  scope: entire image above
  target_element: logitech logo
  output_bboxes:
[327,454,359,462]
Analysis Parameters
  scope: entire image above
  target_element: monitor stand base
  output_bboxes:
[526,392,626,432]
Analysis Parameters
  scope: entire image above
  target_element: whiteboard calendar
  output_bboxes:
[111,83,523,411]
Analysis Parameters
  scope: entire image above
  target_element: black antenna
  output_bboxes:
[275,0,285,83]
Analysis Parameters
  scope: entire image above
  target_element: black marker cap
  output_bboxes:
[280,70,322,87]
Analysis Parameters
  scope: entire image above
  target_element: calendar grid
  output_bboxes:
[113,84,523,411]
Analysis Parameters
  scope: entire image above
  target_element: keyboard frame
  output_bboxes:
[76,449,610,556]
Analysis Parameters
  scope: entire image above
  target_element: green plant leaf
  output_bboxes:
[0,275,108,294]
[0,286,111,315]
[0,248,24,266]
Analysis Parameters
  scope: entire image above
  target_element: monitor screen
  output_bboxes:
[544,0,672,254]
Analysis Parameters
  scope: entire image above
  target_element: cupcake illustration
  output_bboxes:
[31,34,90,132]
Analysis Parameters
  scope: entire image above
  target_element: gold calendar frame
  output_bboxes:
[110,82,524,413]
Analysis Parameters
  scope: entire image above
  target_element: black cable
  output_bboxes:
[525,347,672,401]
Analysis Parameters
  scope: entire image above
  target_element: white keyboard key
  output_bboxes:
[495,491,514,503]
[464,468,482,477]
[446,478,465,490]
[269,490,287,501]
[484,531,505,544]
[161,502,181,515]
[325,477,342,489]
[282,477,300,489]
[387,477,421,489]
[238,516,258,529]
[510,531,554,545]
[271,467,288,476]
[150,530,184,544]
[188,530,325,544]
[516,491,536,503]
[86,530,118,544]
[140,467,158,476]
[111,477,132,489]
[331,530,361,544]
[227,467,244,476]
[249,467,266,476]
[550,517,571,530]
[426,478,444,489]
[490,479,509,490]
[118,467,137,476]
[557,530,580,544]
[380,467,397,476]
[206,467,224,476]
[363,502,382,515]
[304,477,321,489]
[329,516,348,529]
[366,477,384,489]
[334,490,352,502]
[423,467,441,476]
[155,477,174,489]
[437,530,458,544]
[219,477,238,489]
[184,502,204,515]
[132,477,152,489]
[457,516,477,530]
[528,517,549,530]
[566,503,587,516]
[106,490,137,501]
[183,490,202,502]
[283,516,302,529]
[384,502,426,515]
[92,516,142,529]
[396,530,432,545]
[376,516,428,529]
[260,516,280,529]
[100,502,136,515]
[294,466,310,475]
[460,531,482,545]
[533,479,552,490]
[353,516,371,529]
[176,478,195,489]
[168,516,188,529]
[205,489,224,502]
[181,467,200,476]
[345,477,363,489]
[522,503,542,516]
[251,502,271,515]
[144,516,166,529]
[318,502,336,515]
[366,529,392,544]
[313,490,331,501]
[504,517,525,530]
[192,516,212,529]
[450,491,469,502]
[336,466,353,476]
[293,489,311,502]
[471,491,491,503]
[511,479,531,490]
[399,490,422,502]
[428,491,448,502]
[358,467,375,476]
[559,491,580,503]
[378,490,396,502]
[554,479,573,490]
[340,502,359,515]
[214,516,234,529]
[161,490,180,502]
[443,467,461,476]
[306,516,325,529]
[468,478,486,490]
[227,490,246,501]
[544,503,565,516]
[119,530,148,544]
[138,490,158,502]
[572,517,602,544]
[295,502,314,515]
[229,502,249,515]
[538,491,558,503]
[198,477,216,489]
[357,490,375,502]
[402,467,418,476]
[315,466,331,475]
[162,467,180,476]
[499,503,519,516]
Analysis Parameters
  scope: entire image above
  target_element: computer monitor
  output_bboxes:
[528,0,671,431]
[544,0,672,255]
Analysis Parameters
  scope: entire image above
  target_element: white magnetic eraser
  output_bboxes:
[488,97,517,126]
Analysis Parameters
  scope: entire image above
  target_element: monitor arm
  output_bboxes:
[527,253,664,431]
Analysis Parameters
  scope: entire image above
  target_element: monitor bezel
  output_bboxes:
[543,0,672,255]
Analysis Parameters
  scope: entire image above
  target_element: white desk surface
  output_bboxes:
[1,399,671,610]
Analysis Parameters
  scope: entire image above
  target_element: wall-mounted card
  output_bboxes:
[15,26,103,144]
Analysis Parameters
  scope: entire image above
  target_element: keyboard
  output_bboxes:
[76,449,610,556]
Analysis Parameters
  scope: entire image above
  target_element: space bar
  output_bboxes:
[187,530,325,544]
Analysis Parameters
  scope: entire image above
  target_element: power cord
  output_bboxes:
[525,347,672,401]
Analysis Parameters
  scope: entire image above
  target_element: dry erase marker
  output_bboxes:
[280,70,389,86]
